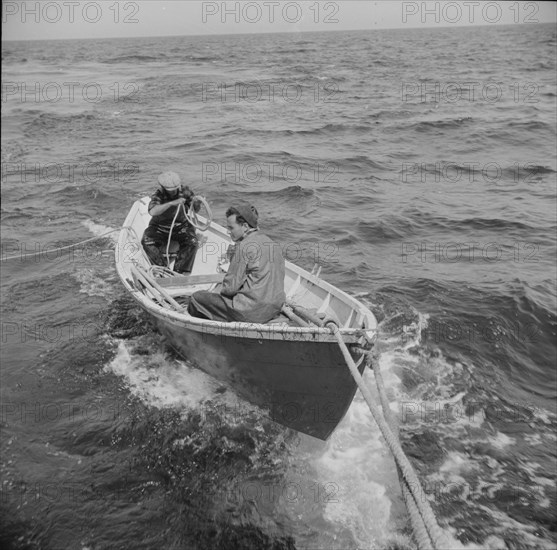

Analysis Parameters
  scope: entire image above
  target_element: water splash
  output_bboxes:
[104,339,255,415]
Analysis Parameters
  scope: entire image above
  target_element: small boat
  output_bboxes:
[115,197,378,440]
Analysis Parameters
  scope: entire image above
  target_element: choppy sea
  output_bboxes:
[1,23,556,550]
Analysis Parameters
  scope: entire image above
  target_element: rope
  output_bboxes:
[1,228,120,261]
[186,196,212,231]
[165,203,183,268]
[164,196,213,268]
[280,304,310,327]
[150,265,177,278]
[282,301,446,547]
[369,352,434,550]
[327,323,453,550]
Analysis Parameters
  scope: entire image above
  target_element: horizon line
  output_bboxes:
[2,21,552,43]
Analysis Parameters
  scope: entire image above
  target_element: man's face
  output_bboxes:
[226,215,248,242]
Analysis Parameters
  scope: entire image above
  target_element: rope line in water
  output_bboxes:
[1,229,120,261]
[369,353,434,550]
[281,302,453,548]
[327,324,453,550]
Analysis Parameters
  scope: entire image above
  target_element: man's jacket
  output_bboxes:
[221,230,286,323]
[148,185,196,231]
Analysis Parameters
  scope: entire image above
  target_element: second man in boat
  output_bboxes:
[188,202,286,323]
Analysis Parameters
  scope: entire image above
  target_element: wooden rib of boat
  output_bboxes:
[115,197,378,440]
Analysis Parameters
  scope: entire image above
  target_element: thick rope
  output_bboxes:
[1,228,120,261]
[280,304,310,327]
[165,203,183,268]
[369,353,434,550]
[283,301,449,547]
[327,323,453,550]
[165,197,213,268]
[186,196,212,231]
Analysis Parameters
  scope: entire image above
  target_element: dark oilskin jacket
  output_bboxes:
[221,230,286,323]
[147,185,197,230]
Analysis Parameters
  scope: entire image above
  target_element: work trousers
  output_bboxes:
[188,291,246,322]
[142,224,198,274]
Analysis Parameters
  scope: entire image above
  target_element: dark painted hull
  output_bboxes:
[152,311,366,440]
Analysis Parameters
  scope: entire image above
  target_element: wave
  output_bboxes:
[0,207,44,221]
[22,111,98,138]
[408,117,474,132]
[507,120,555,132]
[273,48,316,54]
[395,277,557,400]
[354,214,539,241]
[337,155,389,171]
[523,61,556,71]
[357,218,415,240]
[398,208,542,234]
[244,123,371,138]
[187,120,375,141]
[1,54,27,63]
[450,217,533,231]
[243,185,314,199]
[20,110,149,140]
[101,54,165,64]
[400,162,556,184]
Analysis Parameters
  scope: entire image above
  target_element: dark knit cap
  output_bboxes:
[231,203,259,228]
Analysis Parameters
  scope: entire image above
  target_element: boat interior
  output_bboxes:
[120,198,374,332]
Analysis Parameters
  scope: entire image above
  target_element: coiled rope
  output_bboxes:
[1,228,120,262]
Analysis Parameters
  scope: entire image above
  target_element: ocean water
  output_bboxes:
[1,24,556,550]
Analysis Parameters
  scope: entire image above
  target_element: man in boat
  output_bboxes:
[141,171,200,274]
[188,203,286,323]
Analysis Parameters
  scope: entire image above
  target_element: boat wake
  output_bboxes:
[104,338,258,415]
[344,299,556,550]
[101,291,554,549]
[307,306,433,549]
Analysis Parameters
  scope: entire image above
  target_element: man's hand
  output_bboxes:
[148,196,186,217]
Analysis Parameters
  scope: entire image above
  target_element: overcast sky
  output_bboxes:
[2,1,556,41]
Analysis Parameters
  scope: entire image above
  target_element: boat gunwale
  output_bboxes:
[115,198,377,344]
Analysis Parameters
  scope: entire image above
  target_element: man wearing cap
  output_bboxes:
[188,203,286,323]
[141,171,200,273]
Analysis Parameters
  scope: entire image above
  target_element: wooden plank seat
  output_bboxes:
[156,273,225,288]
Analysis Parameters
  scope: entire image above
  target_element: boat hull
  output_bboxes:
[115,197,376,440]
[146,308,366,440]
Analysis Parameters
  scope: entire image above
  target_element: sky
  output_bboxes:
[2,1,556,41]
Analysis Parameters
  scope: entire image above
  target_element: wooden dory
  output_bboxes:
[115,197,378,440]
